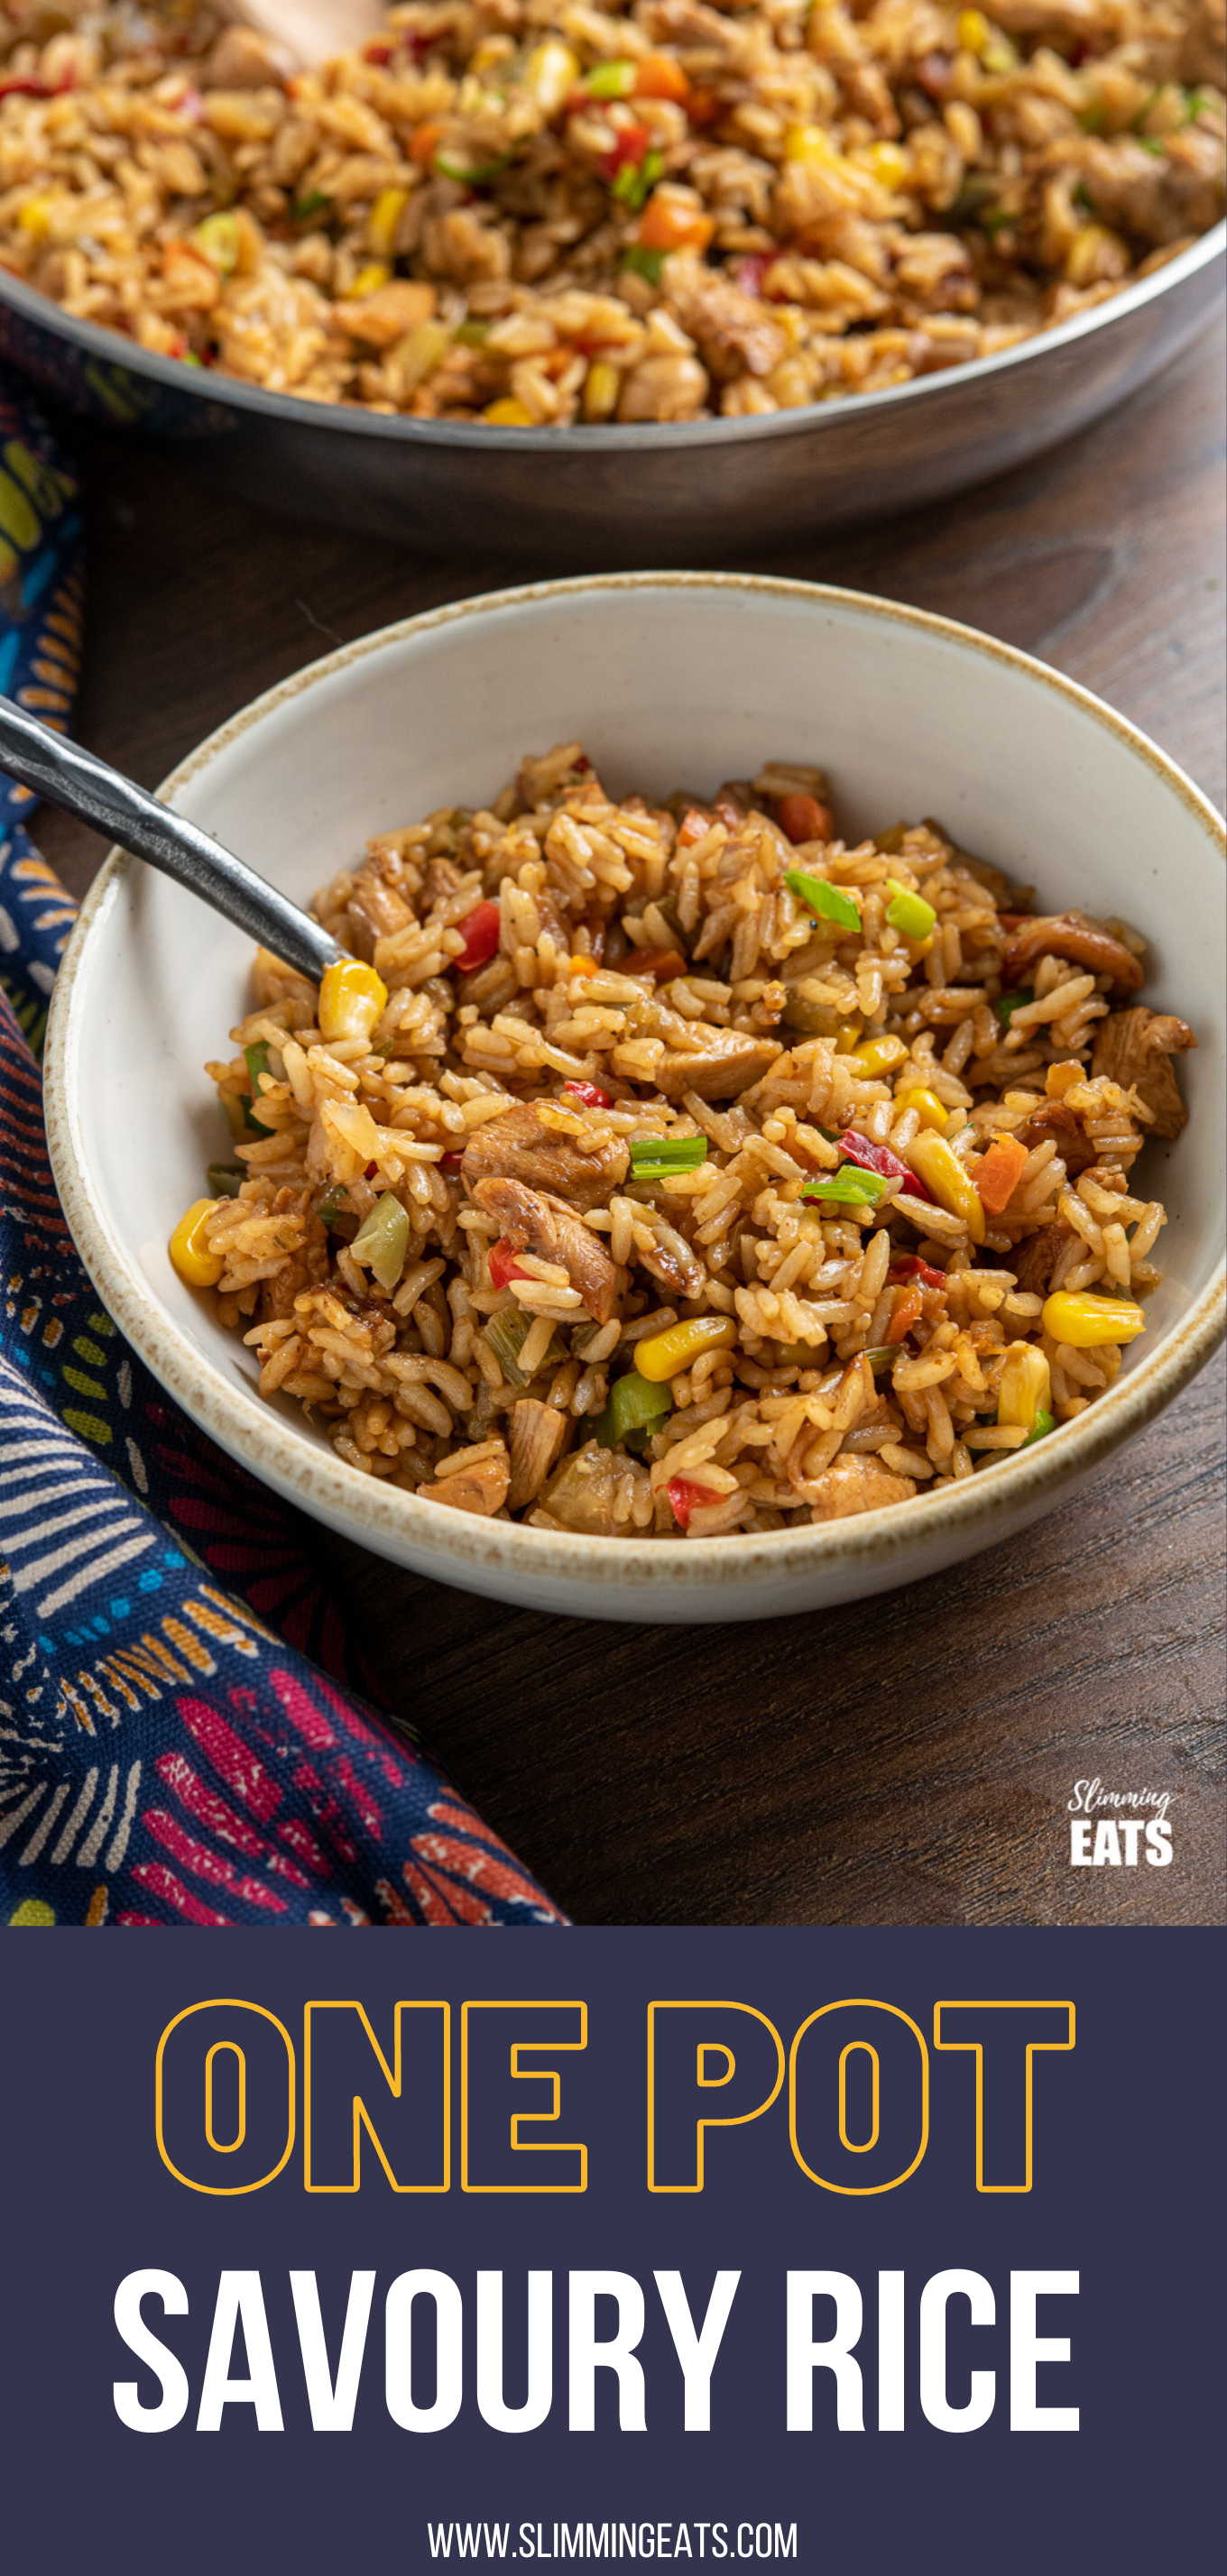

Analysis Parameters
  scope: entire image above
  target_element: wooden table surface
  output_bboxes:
[35,311,1226,1929]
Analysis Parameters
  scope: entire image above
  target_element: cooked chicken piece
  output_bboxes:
[418,1446,511,1516]
[666,259,788,382]
[538,1439,626,1534]
[1011,1218,1076,1298]
[332,281,438,349]
[1010,1099,1097,1179]
[507,1399,568,1511]
[346,862,415,961]
[1001,912,1145,996]
[1091,1007,1196,1140]
[653,1029,781,1100]
[461,1100,629,1210]
[807,1453,917,1519]
[473,1177,619,1322]
[423,856,466,902]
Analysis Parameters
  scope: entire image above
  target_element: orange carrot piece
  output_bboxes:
[975,1130,1029,1215]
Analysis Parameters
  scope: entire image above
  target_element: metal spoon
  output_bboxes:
[0,695,345,983]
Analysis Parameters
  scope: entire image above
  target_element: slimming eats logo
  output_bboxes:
[1067,1779,1173,1868]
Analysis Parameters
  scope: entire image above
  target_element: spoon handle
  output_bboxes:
[0,694,345,983]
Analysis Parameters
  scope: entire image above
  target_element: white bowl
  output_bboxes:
[45,575,1226,1624]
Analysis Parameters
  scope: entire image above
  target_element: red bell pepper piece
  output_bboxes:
[562,1080,613,1109]
[489,1237,531,1290]
[887,1256,946,1289]
[600,122,650,179]
[885,1283,923,1343]
[454,899,501,972]
[668,1477,724,1531]
[837,1127,934,1204]
[439,1150,464,1172]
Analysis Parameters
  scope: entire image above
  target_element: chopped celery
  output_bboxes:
[484,1306,563,1388]
[784,869,860,933]
[594,1367,672,1450]
[586,59,636,97]
[349,1191,410,1292]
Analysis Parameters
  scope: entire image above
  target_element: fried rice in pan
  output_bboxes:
[0,2,1222,426]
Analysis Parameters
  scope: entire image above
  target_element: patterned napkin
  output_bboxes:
[0,379,565,1931]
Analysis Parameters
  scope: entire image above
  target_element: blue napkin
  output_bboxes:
[0,377,566,1929]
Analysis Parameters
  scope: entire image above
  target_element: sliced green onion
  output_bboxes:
[886,880,936,940]
[292,189,332,221]
[612,147,663,210]
[207,1163,244,1199]
[1023,1408,1056,1445]
[316,1187,346,1228]
[863,1346,895,1371]
[628,1135,708,1180]
[621,244,664,285]
[994,987,1033,1028]
[434,150,511,183]
[1137,133,1166,154]
[349,1190,410,1292]
[586,59,636,97]
[784,869,860,933]
[594,1367,672,1450]
[801,1166,889,1206]
[243,1040,275,1133]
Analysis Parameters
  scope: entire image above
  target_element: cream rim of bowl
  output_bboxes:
[44,575,1227,1622]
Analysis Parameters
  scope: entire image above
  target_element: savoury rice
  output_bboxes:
[178,742,1196,1537]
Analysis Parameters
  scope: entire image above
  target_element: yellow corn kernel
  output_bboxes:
[957,8,991,51]
[834,1017,863,1054]
[367,185,410,257]
[17,196,54,242]
[483,396,535,425]
[583,359,621,422]
[907,1130,985,1244]
[895,1085,948,1131]
[350,261,391,298]
[318,959,388,1044]
[854,140,909,189]
[1065,222,1129,287]
[1042,1290,1144,1348]
[170,1199,224,1289]
[997,1341,1050,1431]
[634,1315,739,1382]
[849,1033,908,1078]
[784,123,840,165]
[524,39,579,115]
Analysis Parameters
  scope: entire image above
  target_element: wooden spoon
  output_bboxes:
[220,0,388,74]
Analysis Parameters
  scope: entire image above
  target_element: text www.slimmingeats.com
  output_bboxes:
[428,2528,798,2562]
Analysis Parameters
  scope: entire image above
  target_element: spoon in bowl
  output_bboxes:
[0,695,346,983]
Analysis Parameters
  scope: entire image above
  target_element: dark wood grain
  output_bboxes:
[32,310,1226,1927]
